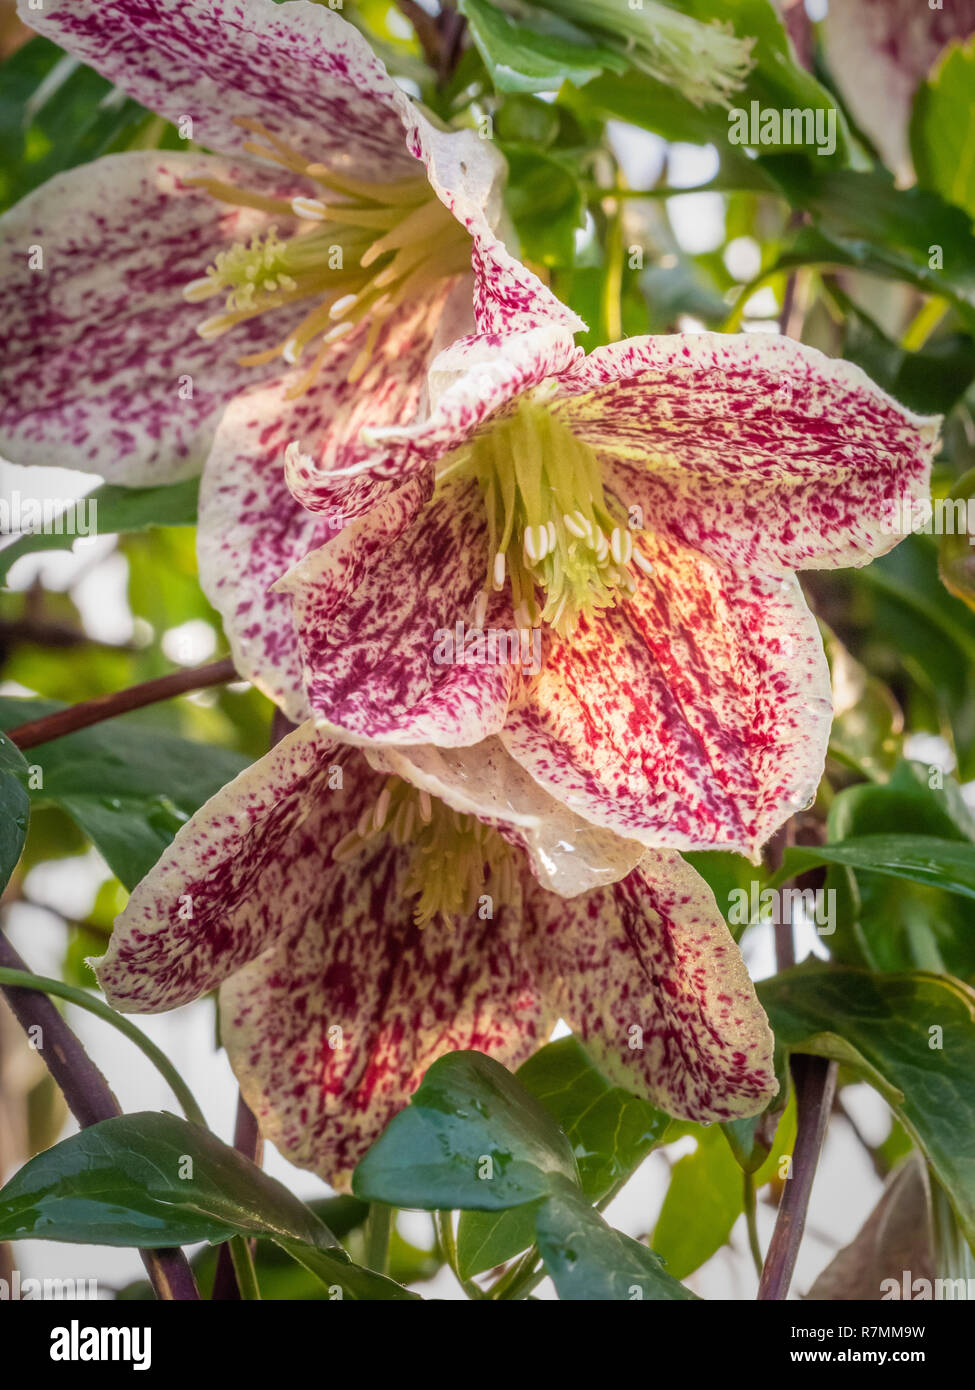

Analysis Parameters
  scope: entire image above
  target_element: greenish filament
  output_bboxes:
[332,779,516,928]
[442,399,639,637]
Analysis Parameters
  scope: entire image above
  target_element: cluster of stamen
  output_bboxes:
[182,118,470,394]
[332,777,516,927]
[441,398,654,637]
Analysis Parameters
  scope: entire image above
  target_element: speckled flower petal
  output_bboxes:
[198,291,455,722]
[219,837,552,1189]
[501,532,832,860]
[528,852,776,1121]
[95,722,352,1012]
[286,326,581,507]
[18,0,575,336]
[0,151,310,483]
[279,476,515,746]
[365,737,645,898]
[557,333,938,576]
[824,0,975,178]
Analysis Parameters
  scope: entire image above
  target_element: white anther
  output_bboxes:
[546,521,557,554]
[282,338,300,365]
[373,786,391,830]
[594,531,610,564]
[610,527,633,565]
[329,294,358,320]
[563,511,588,540]
[291,196,328,220]
[182,277,217,302]
[196,315,230,339]
[324,320,356,344]
[356,807,374,839]
[632,551,656,578]
[523,527,540,564]
[471,590,488,629]
[492,552,506,590]
[418,789,433,824]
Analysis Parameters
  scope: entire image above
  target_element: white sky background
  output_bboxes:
[0,80,907,1300]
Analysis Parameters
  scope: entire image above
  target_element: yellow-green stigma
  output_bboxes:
[442,398,649,638]
[182,118,470,394]
[332,778,516,928]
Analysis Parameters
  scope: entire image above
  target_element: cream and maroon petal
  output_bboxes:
[278,477,515,747]
[198,293,451,722]
[95,722,364,1013]
[471,231,587,336]
[365,737,645,898]
[824,0,975,178]
[0,151,312,483]
[20,0,422,178]
[291,326,582,502]
[557,333,938,575]
[219,845,553,1188]
[501,532,832,860]
[528,852,776,1122]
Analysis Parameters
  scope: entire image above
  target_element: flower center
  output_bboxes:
[182,118,470,394]
[440,398,652,637]
[332,777,516,927]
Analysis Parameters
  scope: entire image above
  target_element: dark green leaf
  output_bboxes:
[0,698,248,889]
[353,1050,579,1211]
[457,1036,668,1277]
[535,1179,697,1301]
[0,479,200,583]
[774,833,975,903]
[759,964,975,1243]
[459,0,623,94]
[0,730,29,891]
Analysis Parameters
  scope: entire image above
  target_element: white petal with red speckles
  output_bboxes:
[501,532,832,860]
[95,721,352,1012]
[220,848,553,1189]
[0,152,310,483]
[279,476,515,747]
[528,851,776,1121]
[558,333,939,575]
[287,326,581,507]
[198,293,453,722]
[365,737,646,897]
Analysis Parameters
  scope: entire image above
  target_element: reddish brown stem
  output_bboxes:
[5,657,238,749]
[757,1054,837,1300]
[0,932,200,1300]
[211,1093,264,1300]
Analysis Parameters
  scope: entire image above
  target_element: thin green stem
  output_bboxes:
[364,1203,394,1276]
[0,967,207,1128]
[228,1235,261,1300]
[743,1172,764,1280]
[434,1210,484,1299]
[484,1244,542,1300]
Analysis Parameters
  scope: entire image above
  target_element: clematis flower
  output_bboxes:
[0,0,577,715]
[96,722,776,1186]
[272,322,939,862]
[823,0,975,180]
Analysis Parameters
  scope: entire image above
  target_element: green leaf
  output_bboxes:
[458,0,623,93]
[773,834,975,904]
[0,479,199,583]
[0,1112,415,1299]
[759,965,975,1244]
[830,283,975,416]
[0,699,248,889]
[457,1036,668,1278]
[0,730,29,891]
[535,1179,697,1301]
[500,146,584,267]
[911,37,975,220]
[353,1050,579,1211]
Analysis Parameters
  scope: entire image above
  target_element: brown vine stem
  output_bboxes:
[5,657,238,749]
[0,931,200,1300]
[757,1053,838,1300]
[211,1093,264,1300]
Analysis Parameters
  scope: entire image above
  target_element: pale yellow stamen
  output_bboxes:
[182,118,470,395]
[333,778,515,927]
